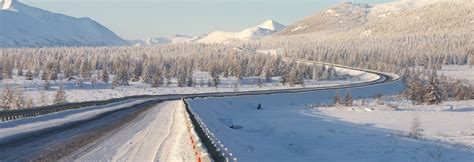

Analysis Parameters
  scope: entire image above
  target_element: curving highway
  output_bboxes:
[0,58,401,161]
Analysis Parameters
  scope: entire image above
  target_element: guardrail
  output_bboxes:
[182,98,237,162]
[0,94,161,122]
[182,99,213,162]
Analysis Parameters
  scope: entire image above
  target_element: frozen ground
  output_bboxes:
[72,101,195,161]
[438,65,474,84]
[187,80,473,162]
[1,69,370,107]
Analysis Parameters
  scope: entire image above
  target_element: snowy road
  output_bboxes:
[0,99,195,161]
[69,101,195,161]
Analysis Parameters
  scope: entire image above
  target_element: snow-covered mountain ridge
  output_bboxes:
[277,0,471,36]
[130,34,202,46]
[198,19,285,44]
[133,20,285,45]
[0,0,128,48]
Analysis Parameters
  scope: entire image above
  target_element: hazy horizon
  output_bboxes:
[20,0,394,40]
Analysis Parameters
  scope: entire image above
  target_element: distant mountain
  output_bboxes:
[130,34,202,46]
[0,0,128,48]
[198,19,285,44]
[358,0,472,36]
[277,2,370,36]
[277,0,471,36]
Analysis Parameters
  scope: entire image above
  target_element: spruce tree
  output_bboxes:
[151,72,164,88]
[345,90,353,106]
[2,63,12,79]
[186,72,194,87]
[43,79,50,90]
[49,68,58,81]
[54,84,67,104]
[80,61,92,80]
[101,69,109,83]
[425,76,442,105]
[25,70,33,80]
[17,69,23,76]
[334,90,341,106]
[12,89,25,109]
[1,86,14,110]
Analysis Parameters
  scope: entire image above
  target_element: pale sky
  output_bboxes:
[20,0,394,40]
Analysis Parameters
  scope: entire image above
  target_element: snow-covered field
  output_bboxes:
[1,69,368,107]
[438,65,474,84]
[315,98,474,147]
[186,66,473,162]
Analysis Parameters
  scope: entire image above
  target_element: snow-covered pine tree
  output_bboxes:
[312,65,320,81]
[212,75,220,87]
[49,67,58,81]
[25,70,33,80]
[334,90,341,106]
[63,65,74,80]
[404,75,426,105]
[140,63,154,84]
[2,63,12,79]
[39,90,48,106]
[320,65,329,80]
[131,62,143,82]
[151,73,163,88]
[344,90,353,106]
[17,69,23,76]
[1,85,14,110]
[288,64,298,87]
[425,75,443,105]
[43,79,50,90]
[177,72,186,87]
[41,71,48,80]
[207,78,212,87]
[11,89,26,109]
[113,65,130,86]
[186,71,194,87]
[101,69,109,83]
[80,60,92,80]
[24,95,34,109]
[280,75,287,86]
[261,65,272,83]
[54,84,66,104]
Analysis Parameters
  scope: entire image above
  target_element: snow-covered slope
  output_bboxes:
[277,2,371,36]
[277,0,471,36]
[0,0,128,48]
[198,19,285,44]
[131,34,202,46]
